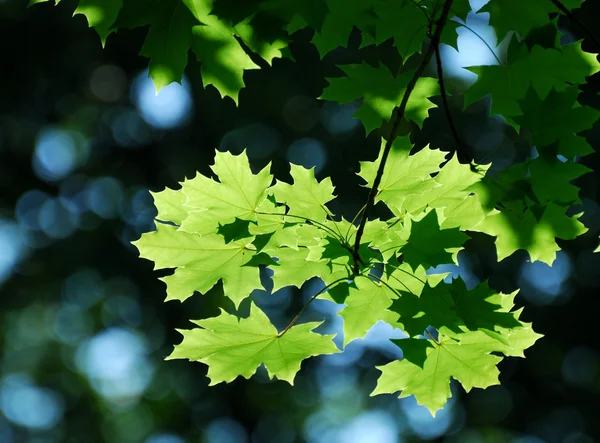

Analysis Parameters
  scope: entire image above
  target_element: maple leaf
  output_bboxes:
[180,150,273,235]
[358,137,446,215]
[373,1,429,59]
[470,202,587,264]
[372,335,502,415]
[529,154,591,205]
[139,1,197,92]
[399,210,468,269]
[259,0,329,31]
[465,38,600,126]
[191,22,259,103]
[514,87,600,149]
[311,0,375,57]
[271,164,336,223]
[74,0,123,46]
[338,276,399,346]
[390,279,522,338]
[168,305,339,384]
[479,0,584,41]
[133,224,264,306]
[400,154,490,231]
[321,63,439,134]
[268,247,340,292]
[362,218,407,262]
[151,186,188,225]
[185,0,287,102]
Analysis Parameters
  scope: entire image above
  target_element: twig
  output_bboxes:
[450,18,502,64]
[549,0,600,50]
[351,0,455,274]
[434,42,463,153]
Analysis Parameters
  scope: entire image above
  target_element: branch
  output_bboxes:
[549,0,600,50]
[434,43,463,154]
[351,0,455,274]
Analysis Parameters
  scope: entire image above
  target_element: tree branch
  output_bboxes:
[549,0,600,50]
[351,0,455,274]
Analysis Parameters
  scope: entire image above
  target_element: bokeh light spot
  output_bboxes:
[519,252,572,305]
[338,410,400,443]
[75,328,154,404]
[0,220,27,284]
[320,101,361,136]
[0,374,64,430]
[287,138,327,173]
[204,417,248,443]
[38,198,80,239]
[132,71,193,129]
[33,128,88,182]
[84,176,125,219]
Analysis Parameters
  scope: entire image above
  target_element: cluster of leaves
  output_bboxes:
[133,145,542,414]
[35,0,600,414]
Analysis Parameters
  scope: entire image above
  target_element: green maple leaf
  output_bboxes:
[522,42,600,100]
[133,224,264,306]
[168,305,339,384]
[480,0,584,41]
[233,18,288,65]
[470,202,587,264]
[465,38,600,126]
[191,21,259,103]
[515,87,600,149]
[139,1,197,92]
[259,0,329,31]
[529,155,591,205]
[362,218,407,262]
[384,262,447,297]
[184,0,286,103]
[372,335,502,414]
[321,63,439,134]
[269,247,340,292]
[74,0,123,46]
[271,164,336,223]
[180,150,272,235]
[358,137,446,214]
[399,210,468,269]
[312,0,375,57]
[464,39,530,120]
[390,279,522,338]
[373,1,429,59]
[338,276,399,346]
[151,186,188,225]
[403,155,488,226]
[457,327,542,359]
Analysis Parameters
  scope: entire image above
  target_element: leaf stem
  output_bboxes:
[368,273,406,297]
[351,0,455,275]
[425,329,440,345]
[450,19,502,64]
[345,203,368,243]
[256,211,346,244]
[278,278,349,337]
[434,41,464,154]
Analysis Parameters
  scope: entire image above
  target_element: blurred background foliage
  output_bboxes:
[1,0,600,442]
